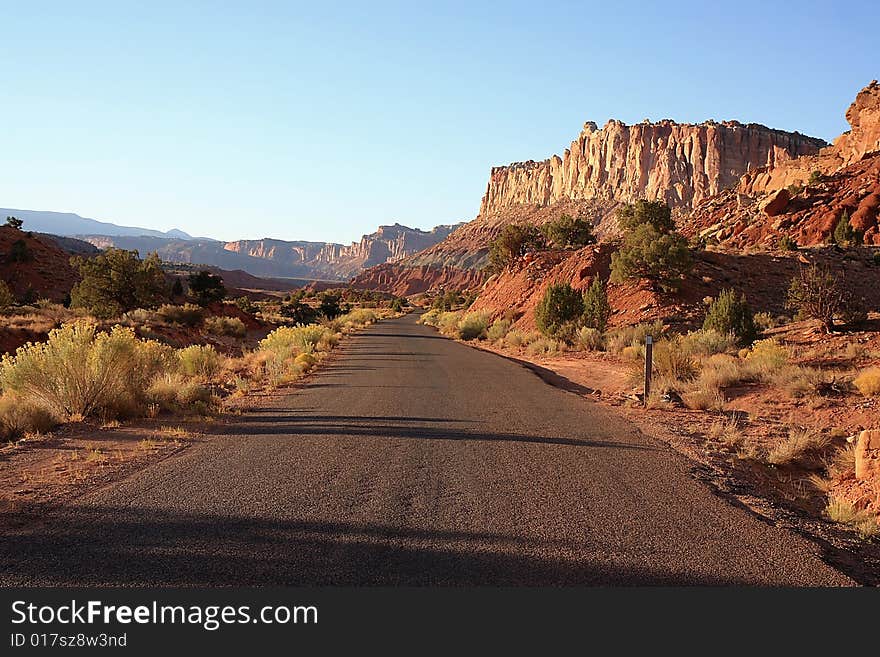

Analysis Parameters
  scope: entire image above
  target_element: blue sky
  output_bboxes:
[2,1,877,243]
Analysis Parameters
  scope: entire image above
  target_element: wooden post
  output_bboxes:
[644,335,653,406]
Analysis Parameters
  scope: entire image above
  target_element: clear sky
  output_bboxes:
[2,1,877,244]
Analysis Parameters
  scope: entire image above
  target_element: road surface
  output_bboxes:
[0,313,853,585]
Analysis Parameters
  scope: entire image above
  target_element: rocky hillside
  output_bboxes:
[83,222,459,281]
[0,226,81,303]
[684,81,880,247]
[353,110,824,294]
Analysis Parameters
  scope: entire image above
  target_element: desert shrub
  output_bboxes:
[697,353,745,391]
[487,318,512,342]
[652,337,697,382]
[120,308,160,326]
[8,239,31,263]
[610,201,691,289]
[832,210,862,247]
[541,213,595,248]
[204,315,246,337]
[70,249,168,319]
[4,216,23,230]
[0,280,14,308]
[319,292,342,319]
[853,367,880,396]
[0,393,57,439]
[0,322,172,420]
[825,497,879,539]
[158,303,204,327]
[525,336,560,357]
[259,325,329,357]
[419,308,441,326]
[581,278,610,332]
[431,290,464,311]
[680,329,737,357]
[436,311,463,336]
[702,289,756,346]
[574,326,603,351]
[339,308,378,326]
[535,283,585,338]
[621,344,644,361]
[146,373,212,412]
[681,386,725,411]
[808,170,824,185]
[778,234,798,251]
[744,339,788,379]
[458,311,490,340]
[605,320,665,355]
[786,264,856,332]
[770,365,828,399]
[234,296,256,314]
[487,224,545,271]
[766,428,832,468]
[188,270,226,306]
[753,311,779,331]
[504,330,527,349]
[177,344,222,379]
[390,298,405,312]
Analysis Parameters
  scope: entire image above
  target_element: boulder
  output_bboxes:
[855,429,880,480]
[759,188,791,217]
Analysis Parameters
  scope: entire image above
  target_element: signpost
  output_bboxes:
[644,335,653,406]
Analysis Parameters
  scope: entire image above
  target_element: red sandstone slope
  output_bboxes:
[0,226,80,302]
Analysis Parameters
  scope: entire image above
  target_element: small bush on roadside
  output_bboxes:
[581,278,611,332]
[853,367,880,396]
[0,393,57,439]
[146,373,213,412]
[744,339,788,378]
[177,344,222,379]
[437,311,463,336]
[158,303,204,327]
[204,316,246,337]
[652,337,697,382]
[605,320,665,355]
[504,330,527,349]
[702,289,756,346]
[826,497,879,539]
[786,264,857,332]
[458,311,490,340]
[680,329,737,357]
[766,428,832,468]
[535,283,584,338]
[525,336,560,357]
[487,318,512,342]
[0,322,172,420]
[574,327,603,351]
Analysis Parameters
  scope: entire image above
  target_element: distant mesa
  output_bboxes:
[0,209,203,241]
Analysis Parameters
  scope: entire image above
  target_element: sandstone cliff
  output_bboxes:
[481,120,824,215]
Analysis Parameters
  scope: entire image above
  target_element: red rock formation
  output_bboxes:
[0,226,80,302]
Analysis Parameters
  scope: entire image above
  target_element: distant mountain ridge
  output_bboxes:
[2,208,463,280]
[0,209,202,241]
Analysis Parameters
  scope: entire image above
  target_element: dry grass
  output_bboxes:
[682,386,725,411]
[825,443,857,480]
[825,497,880,538]
[708,416,743,450]
[765,428,832,468]
[853,367,880,396]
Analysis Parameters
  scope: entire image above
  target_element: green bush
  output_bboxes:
[680,329,737,356]
[541,213,595,248]
[832,210,862,247]
[581,278,611,331]
[177,344,222,379]
[337,308,377,326]
[610,223,691,288]
[0,393,57,439]
[457,311,490,340]
[204,316,246,337]
[703,289,757,346]
[488,224,545,271]
[158,303,204,327]
[535,283,585,338]
[0,322,172,420]
[70,249,168,319]
[605,320,665,355]
[616,200,676,233]
[188,270,226,306]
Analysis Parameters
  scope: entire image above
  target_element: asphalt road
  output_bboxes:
[0,313,853,585]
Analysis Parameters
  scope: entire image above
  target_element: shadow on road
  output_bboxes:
[0,504,754,586]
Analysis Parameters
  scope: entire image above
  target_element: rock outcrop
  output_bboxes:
[684,82,880,247]
[480,120,824,215]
